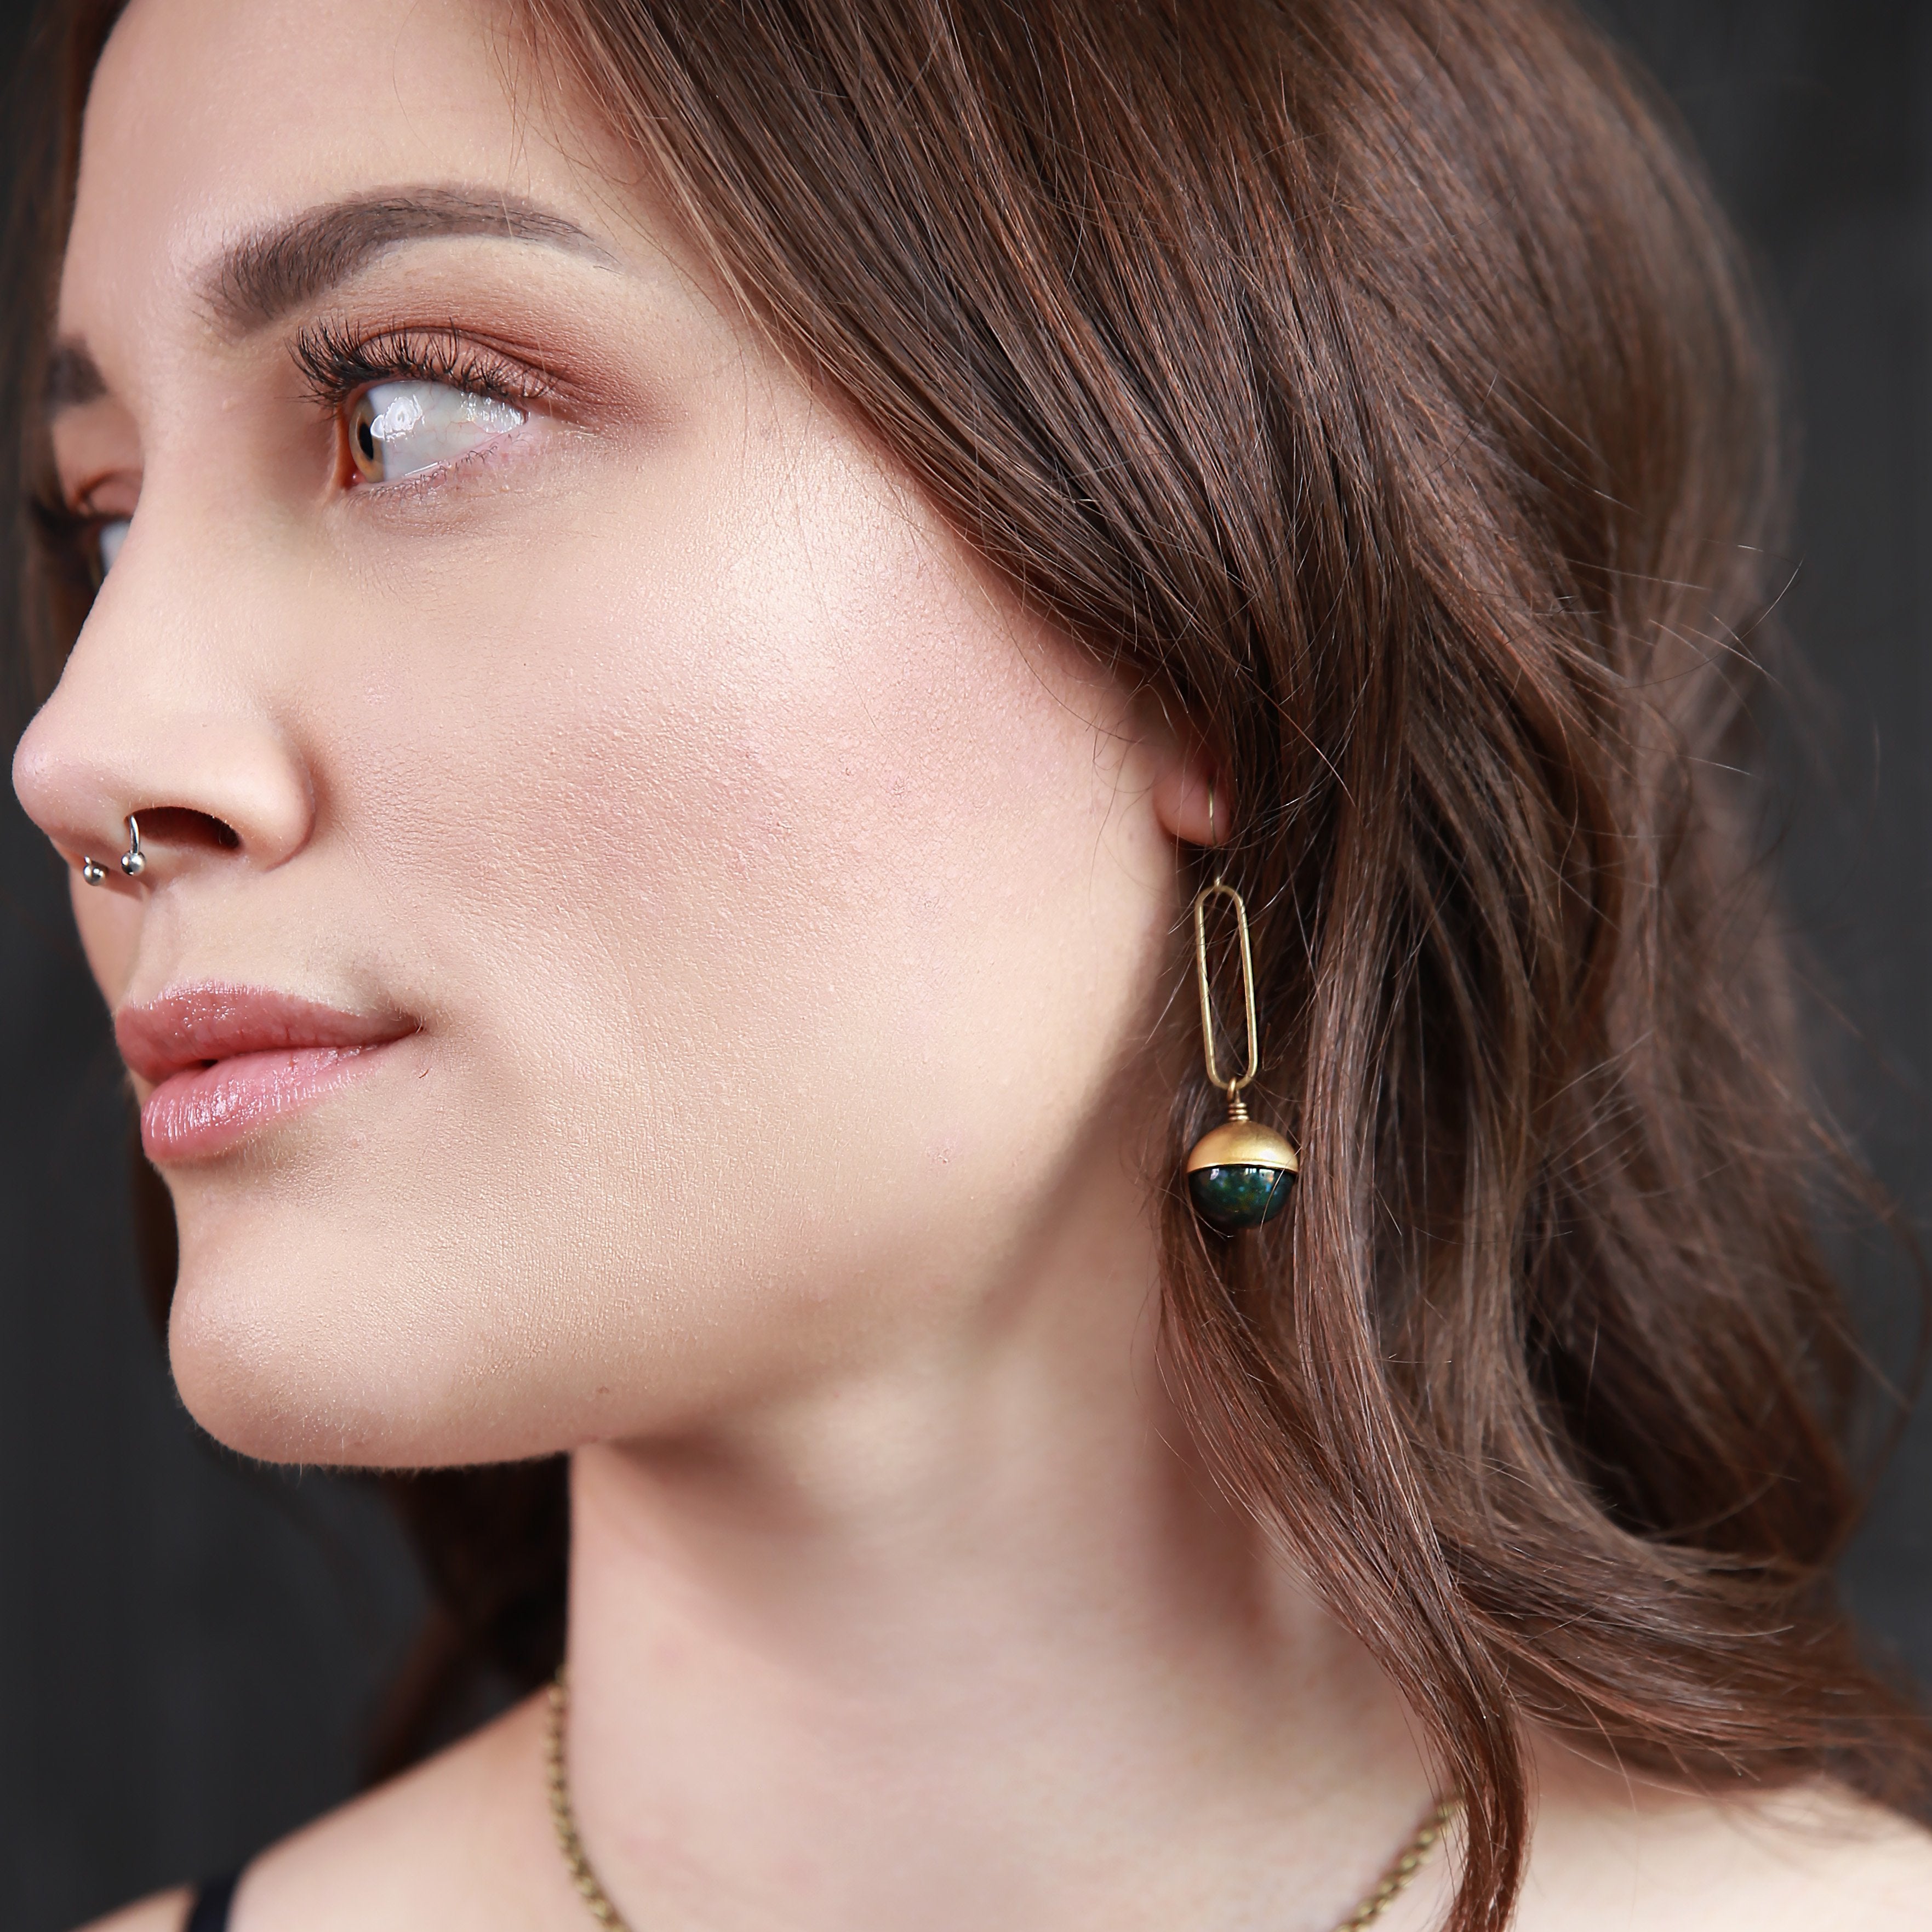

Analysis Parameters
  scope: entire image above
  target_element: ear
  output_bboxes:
[1150,744,1223,851]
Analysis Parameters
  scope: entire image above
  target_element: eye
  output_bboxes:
[345,380,526,485]
[96,517,132,578]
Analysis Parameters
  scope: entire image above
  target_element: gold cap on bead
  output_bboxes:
[1185,1119,1299,1175]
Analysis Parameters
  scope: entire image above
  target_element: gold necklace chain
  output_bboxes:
[545,1672,1457,1932]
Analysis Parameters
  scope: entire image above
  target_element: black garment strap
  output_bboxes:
[184,1871,239,1932]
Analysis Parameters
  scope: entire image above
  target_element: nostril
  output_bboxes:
[136,807,242,853]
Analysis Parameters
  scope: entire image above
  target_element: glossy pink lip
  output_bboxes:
[117,985,418,1164]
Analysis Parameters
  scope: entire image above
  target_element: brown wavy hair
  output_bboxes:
[13,2,1931,1927]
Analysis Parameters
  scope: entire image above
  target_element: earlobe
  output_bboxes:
[1151,753,1222,850]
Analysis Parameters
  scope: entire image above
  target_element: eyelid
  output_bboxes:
[72,468,140,520]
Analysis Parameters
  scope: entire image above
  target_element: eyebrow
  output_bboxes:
[43,187,611,422]
[43,341,106,411]
[202,185,612,336]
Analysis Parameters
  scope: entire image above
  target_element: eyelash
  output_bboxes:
[290,317,556,418]
[28,493,112,595]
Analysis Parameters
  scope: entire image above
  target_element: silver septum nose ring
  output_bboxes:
[81,813,145,886]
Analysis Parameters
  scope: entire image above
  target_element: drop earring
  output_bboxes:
[1185,790,1299,1233]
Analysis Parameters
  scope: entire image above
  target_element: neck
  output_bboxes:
[559,1173,1437,1932]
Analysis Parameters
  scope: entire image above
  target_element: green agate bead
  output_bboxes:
[1185,1116,1300,1234]
[1187,1162,1295,1232]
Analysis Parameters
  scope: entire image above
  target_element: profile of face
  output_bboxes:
[13,0,1204,1467]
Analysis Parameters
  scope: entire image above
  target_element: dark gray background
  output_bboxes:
[3,1,1930,1925]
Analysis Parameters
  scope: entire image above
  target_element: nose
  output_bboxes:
[11,517,314,888]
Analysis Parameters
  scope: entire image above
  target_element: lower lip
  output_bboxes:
[141,1043,391,1164]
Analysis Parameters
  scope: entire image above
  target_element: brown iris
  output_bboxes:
[347,392,382,483]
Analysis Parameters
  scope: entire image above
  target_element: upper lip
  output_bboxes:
[115,983,418,1085]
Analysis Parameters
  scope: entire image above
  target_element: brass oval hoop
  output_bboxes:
[1193,879,1259,1097]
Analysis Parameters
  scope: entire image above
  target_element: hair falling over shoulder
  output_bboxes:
[15,2,1932,1927]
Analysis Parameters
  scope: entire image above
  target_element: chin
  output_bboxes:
[163,1225,529,1468]
[169,1291,426,1467]
[157,1198,837,1470]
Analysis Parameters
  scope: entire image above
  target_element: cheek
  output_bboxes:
[338,431,1165,1078]
[541,455,1158,1125]
[379,442,1163,1156]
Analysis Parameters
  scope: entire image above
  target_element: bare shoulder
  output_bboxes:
[76,1890,192,1932]
[1513,1741,1932,1931]
[85,1694,567,1932]
[233,1694,565,1931]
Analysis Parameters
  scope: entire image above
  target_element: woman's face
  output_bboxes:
[13,0,1193,1464]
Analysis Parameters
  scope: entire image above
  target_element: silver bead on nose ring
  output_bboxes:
[80,814,144,887]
